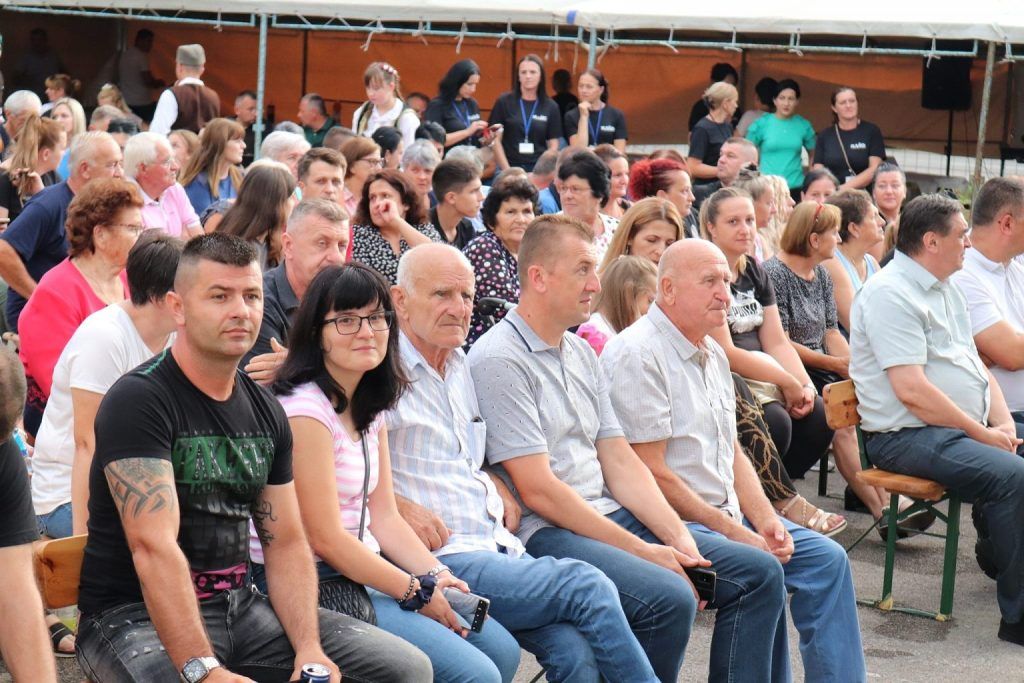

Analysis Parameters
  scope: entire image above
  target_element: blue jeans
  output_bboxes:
[369,588,520,683]
[525,508,700,682]
[76,586,433,682]
[868,425,1024,624]
[740,518,866,682]
[443,549,658,682]
[37,501,72,539]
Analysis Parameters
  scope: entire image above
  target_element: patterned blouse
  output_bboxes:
[463,230,519,347]
[351,222,442,285]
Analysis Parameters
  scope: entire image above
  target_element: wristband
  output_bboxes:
[397,573,437,611]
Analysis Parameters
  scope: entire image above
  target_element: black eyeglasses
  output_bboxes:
[322,311,394,335]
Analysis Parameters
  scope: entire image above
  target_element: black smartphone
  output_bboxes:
[684,566,717,602]
[443,588,490,632]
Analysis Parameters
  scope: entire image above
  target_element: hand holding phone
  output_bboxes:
[443,588,490,632]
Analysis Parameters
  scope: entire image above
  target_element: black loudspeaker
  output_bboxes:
[921,57,973,111]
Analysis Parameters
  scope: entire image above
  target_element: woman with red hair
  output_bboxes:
[628,157,698,237]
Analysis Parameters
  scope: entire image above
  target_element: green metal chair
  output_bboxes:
[823,380,962,621]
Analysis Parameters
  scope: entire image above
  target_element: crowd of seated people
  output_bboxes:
[3,36,1024,683]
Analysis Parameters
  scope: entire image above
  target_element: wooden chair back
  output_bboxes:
[823,379,861,430]
[33,534,86,610]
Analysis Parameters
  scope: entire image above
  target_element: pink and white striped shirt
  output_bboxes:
[250,382,382,564]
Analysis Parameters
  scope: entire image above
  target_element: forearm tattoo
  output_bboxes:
[252,498,277,546]
[104,458,177,519]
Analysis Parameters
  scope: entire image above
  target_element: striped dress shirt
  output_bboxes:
[385,333,524,558]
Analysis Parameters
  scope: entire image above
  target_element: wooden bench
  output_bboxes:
[822,380,962,621]
[33,534,86,610]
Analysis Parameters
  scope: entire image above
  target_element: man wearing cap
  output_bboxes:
[150,44,220,136]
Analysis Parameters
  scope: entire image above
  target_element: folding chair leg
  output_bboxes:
[817,451,829,497]
[879,492,900,610]
[938,495,961,620]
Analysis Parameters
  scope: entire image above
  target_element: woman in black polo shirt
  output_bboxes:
[564,68,628,152]
[488,54,562,171]
[812,87,886,191]
[425,59,491,151]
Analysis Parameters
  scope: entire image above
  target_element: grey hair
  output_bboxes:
[273,121,304,134]
[287,197,349,232]
[3,90,42,117]
[444,145,485,173]
[401,139,441,171]
[123,132,170,179]
[90,104,124,128]
[68,131,117,175]
[260,131,310,162]
[396,243,472,292]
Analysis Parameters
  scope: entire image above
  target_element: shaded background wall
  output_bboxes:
[0,11,1014,157]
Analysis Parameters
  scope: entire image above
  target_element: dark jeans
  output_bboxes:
[76,586,432,682]
[762,396,834,480]
[867,425,1024,624]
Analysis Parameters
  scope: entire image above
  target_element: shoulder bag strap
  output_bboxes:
[357,432,371,541]
[834,125,855,177]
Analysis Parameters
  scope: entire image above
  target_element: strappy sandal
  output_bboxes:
[777,495,848,538]
[48,620,76,658]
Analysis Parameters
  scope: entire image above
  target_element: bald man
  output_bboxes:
[243,199,349,383]
[388,243,657,681]
[602,240,865,681]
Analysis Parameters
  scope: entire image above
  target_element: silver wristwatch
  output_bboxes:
[182,656,222,682]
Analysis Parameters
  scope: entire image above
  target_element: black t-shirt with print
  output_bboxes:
[812,120,886,181]
[425,97,483,149]
[489,92,563,170]
[78,349,292,615]
[728,258,777,352]
[563,105,628,146]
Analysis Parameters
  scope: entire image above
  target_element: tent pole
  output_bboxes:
[254,12,269,161]
[588,28,597,68]
[974,40,996,190]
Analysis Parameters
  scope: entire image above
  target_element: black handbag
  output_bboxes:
[317,434,377,625]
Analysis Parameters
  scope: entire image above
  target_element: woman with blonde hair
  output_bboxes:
[352,62,420,147]
[168,129,199,176]
[97,83,145,130]
[687,81,739,184]
[50,97,86,179]
[179,118,246,214]
[733,169,777,262]
[577,255,657,356]
[760,174,795,258]
[0,116,66,220]
[599,197,684,272]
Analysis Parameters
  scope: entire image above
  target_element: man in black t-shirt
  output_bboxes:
[0,344,57,681]
[77,234,429,683]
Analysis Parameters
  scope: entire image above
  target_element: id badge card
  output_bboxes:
[519,141,535,155]
[845,175,857,184]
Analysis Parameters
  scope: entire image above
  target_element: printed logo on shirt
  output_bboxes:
[849,142,867,150]
[532,115,548,122]
[172,435,274,495]
[728,289,765,334]
[600,125,616,132]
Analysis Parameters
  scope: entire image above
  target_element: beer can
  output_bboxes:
[300,663,331,682]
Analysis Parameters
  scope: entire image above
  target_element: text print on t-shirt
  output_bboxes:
[728,289,765,335]
[173,435,274,496]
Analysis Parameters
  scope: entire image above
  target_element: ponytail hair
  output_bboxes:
[9,115,66,201]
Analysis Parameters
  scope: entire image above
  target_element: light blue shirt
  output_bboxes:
[385,333,524,558]
[849,250,990,432]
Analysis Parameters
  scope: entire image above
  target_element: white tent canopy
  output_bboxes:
[5,0,1024,43]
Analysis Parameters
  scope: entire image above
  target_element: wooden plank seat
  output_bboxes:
[856,469,947,502]
[33,534,87,610]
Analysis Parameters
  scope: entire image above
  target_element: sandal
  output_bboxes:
[776,495,848,537]
[48,620,76,658]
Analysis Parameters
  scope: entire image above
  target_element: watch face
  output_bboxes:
[183,659,207,682]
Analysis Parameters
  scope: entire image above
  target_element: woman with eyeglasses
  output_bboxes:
[350,169,440,285]
[17,178,142,437]
[341,136,383,219]
[746,79,816,203]
[251,263,518,682]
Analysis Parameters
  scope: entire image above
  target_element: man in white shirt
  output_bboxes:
[32,232,181,539]
[118,29,165,122]
[952,177,1024,419]
[603,239,865,680]
[149,44,220,136]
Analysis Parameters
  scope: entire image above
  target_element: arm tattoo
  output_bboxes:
[252,498,277,546]
[104,458,177,520]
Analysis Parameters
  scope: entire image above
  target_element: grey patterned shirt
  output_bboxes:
[763,257,837,352]
[467,308,623,544]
